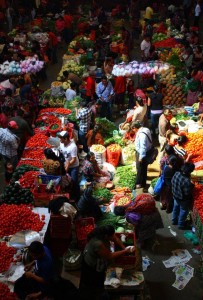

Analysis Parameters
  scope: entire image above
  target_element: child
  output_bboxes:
[127,79,135,109]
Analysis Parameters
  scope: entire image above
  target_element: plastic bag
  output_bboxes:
[106,144,121,167]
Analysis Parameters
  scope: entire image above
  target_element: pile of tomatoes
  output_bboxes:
[193,185,203,222]
[76,221,95,241]
[19,171,40,189]
[18,160,43,168]
[0,283,17,299]
[0,204,45,237]
[0,243,16,273]
[26,132,49,148]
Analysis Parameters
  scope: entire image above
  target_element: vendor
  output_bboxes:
[82,152,109,183]
[79,225,133,300]
[193,93,203,114]
[132,96,147,124]
[77,183,103,221]
[124,122,137,142]
[86,124,104,148]
[174,135,192,162]
[42,148,64,175]
[14,241,54,300]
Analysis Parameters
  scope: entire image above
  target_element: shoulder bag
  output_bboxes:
[141,132,158,164]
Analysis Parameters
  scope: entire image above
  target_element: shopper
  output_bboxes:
[133,121,154,189]
[0,121,19,169]
[114,75,126,112]
[171,162,195,229]
[85,71,96,102]
[140,34,151,61]
[58,131,80,200]
[148,85,163,136]
[158,109,173,155]
[132,96,147,124]
[127,79,135,109]
[63,70,82,90]
[79,225,133,300]
[160,155,178,213]
[14,241,54,300]
[10,109,34,158]
[96,76,114,120]
[75,100,92,153]
[174,135,193,162]
[45,28,58,64]
[194,0,201,27]
[65,82,76,101]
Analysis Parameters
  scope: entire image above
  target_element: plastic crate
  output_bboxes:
[37,175,61,184]
[32,184,60,207]
[50,214,72,239]
[75,217,95,250]
[114,233,136,267]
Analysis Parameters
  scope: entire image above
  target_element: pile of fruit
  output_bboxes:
[39,89,66,107]
[0,204,44,237]
[162,83,185,106]
[1,182,34,205]
[0,282,17,299]
[57,60,85,80]
[0,242,16,273]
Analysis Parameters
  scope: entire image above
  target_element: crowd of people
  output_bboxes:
[0,0,202,299]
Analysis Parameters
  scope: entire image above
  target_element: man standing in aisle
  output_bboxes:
[85,71,96,103]
[171,162,195,229]
[96,75,114,120]
[158,109,173,156]
[0,121,19,169]
[75,101,92,153]
[132,121,154,189]
[58,131,80,200]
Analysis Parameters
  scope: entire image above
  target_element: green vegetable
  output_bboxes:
[113,166,136,190]
[175,113,189,121]
[115,227,125,233]
[104,136,125,147]
[95,118,117,138]
[151,177,159,188]
[93,188,113,202]
[50,124,59,130]
[96,212,126,228]
[167,54,184,70]
[0,183,34,205]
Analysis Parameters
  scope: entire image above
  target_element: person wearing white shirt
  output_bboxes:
[58,130,80,200]
[140,34,151,61]
[65,82,76,101]
[194,0,201,27]
[132,121,153,189]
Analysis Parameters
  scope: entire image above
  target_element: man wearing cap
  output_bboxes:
[132,121,153,189]
[58,131,80,200]
[10,109,34,158]
[75,101,92,153]
[0,121,19,169]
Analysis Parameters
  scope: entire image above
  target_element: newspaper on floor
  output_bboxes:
[172,264,194,290]
[163,249,192,268]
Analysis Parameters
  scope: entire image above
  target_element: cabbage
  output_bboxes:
[115,227,125,233]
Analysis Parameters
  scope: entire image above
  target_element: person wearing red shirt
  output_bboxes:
[86,71,96,102]
[114,76,126,111]
[45,28,58,64]
[63,10,73,43]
